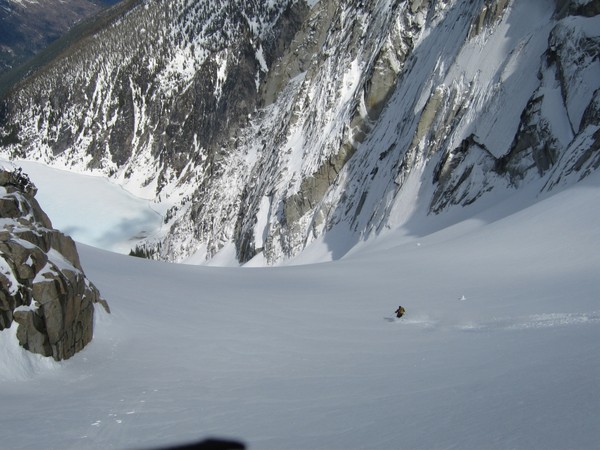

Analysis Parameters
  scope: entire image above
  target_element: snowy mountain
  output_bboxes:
[0,1,599,447]
[0,0,599,267]
[0,0,121,79]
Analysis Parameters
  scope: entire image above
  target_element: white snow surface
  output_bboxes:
[2,159,164,254]
[0,164,599,449]
[447,0,555,157]
[6,0,40,6]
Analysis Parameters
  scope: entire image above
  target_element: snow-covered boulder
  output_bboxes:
[0,167,108,360]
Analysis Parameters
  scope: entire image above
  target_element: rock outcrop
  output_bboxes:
[0,167,108,360]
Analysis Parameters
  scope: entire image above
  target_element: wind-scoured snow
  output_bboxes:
[446,0,555,157]
[0,164,598,450]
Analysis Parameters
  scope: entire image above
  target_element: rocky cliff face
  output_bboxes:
[0,0,599,265]
[0,0,306,189]
[0,167,108,360]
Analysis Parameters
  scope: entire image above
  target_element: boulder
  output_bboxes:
[0,167,108,361]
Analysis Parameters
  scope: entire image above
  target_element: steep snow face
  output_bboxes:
[170,0,600,265]
[288,0,599,263]
[1,0,599,265]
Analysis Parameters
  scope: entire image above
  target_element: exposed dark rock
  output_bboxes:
[431,135,503,213]
[556,0,600,18]
[468,0,510,38]
[498,94,561,181]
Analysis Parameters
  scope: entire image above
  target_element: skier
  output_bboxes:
[395,306,405,318]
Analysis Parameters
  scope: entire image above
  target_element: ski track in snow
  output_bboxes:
[462,311,600,332]
[84,388,159,441]
[387,311,600,332]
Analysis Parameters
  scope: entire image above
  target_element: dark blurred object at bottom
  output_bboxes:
[159,438,245,450]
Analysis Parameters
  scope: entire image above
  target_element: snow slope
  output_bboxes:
[0,168,599,449]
